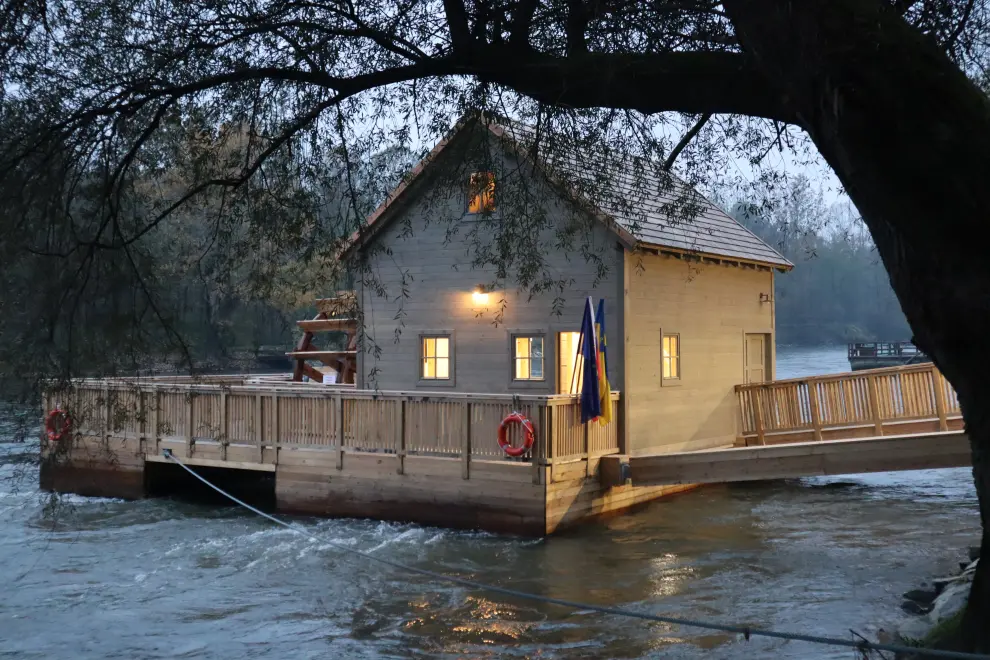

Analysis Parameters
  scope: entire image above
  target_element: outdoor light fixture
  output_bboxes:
[472,286,489,305]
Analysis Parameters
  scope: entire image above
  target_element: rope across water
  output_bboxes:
[162,450,989,660]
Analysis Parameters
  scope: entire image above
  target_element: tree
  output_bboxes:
[2,0,990,650]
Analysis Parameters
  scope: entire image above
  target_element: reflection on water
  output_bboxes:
[0,347,979,659]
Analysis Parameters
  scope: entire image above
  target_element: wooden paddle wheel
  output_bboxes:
[287,291,358,384]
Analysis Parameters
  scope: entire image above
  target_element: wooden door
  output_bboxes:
[745,334,769,384]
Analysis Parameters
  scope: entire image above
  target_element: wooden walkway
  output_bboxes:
[602,363,970,488]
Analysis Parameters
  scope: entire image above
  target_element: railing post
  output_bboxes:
[532,402,548,485]
[752,390,765,446]
[102,382,111,443]
[396,399,406,475]
[270,391,279,457]
[255,393,263,463]
[867,375,884,436]
[807,380,823,441]
[335,394,344,470]
[149,386,159,457]
[932,366,949,432]
[220,389,228,461]
[461,401,471,480]
[185,392,194,458]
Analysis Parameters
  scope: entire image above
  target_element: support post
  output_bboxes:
[462,402,472,480]
[932,367,949,432]
[185,392,194,458]
[255,394,263,463]
[807,380,823,441]
[533,403,550,485]
[752,390,765,446]
[867,375,884,436]
[149,387,159,457]
[335,394,344,470]
[102,382,110,443]
[220,389,228,461]
[270,392,279,461]
[396,400,406,475]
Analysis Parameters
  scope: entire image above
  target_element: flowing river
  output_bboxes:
[0,347,979,658]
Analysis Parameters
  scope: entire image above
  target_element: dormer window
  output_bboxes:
[467,171,495,214]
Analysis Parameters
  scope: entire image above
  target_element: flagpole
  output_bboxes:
[568,328,584,395]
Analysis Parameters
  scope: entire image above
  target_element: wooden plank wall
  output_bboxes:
[355,134,625,396]
[277,452,546,535]
[623,250,775,454]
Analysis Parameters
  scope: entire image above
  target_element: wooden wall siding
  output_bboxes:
[735,363,964,445]
[623,251,774,454]
[356,138,624,396]
[276,452,547,536]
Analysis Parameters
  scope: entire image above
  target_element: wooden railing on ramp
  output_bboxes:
[735,363,963,446]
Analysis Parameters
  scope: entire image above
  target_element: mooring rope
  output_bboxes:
[162,450,989,660]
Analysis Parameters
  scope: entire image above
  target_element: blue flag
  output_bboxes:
[579,297,602,423]
[595,299,612,424]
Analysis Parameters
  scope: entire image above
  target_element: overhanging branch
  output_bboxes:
[465,48,796,123]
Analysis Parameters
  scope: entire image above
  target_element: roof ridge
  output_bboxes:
[486,117,790,268]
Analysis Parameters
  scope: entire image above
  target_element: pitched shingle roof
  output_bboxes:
[347,116,792,270]
[491,121,792,270]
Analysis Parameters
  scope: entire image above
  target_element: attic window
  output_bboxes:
[467,171,495,214]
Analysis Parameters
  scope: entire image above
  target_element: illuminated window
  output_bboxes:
[513,336,544,381]
[467,171,495,214]
[663,334,680,380]
[422,336,451,380]
[558,331,584,394]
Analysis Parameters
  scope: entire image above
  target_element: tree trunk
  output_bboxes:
[725,0,990,651]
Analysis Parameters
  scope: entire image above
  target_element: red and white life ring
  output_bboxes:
[45,408,72,443]
[497,412,535,458]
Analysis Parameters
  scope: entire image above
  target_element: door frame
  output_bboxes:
[742,329,775,383]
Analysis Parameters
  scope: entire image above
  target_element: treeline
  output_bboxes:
[733,177,911,346]
[0,111,418,390]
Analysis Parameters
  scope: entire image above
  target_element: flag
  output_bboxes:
[595,299,612,425]
[579,297,602,423]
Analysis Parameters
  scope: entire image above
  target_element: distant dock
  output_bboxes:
[848,342,930,371]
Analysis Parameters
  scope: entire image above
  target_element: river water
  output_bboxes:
[0,347,979,659]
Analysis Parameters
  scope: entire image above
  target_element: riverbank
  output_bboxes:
[892,547,980,656]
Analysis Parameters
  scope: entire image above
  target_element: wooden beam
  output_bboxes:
[933,369,949,432]
[807,381,822,441]
[615,431,970,487]
[297,319,357,332]
[867,375,884,435]
[145,454,275,472]
[462,401,472,480]
[287,350,358,361]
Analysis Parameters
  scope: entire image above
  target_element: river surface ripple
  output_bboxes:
[0,347,979,659]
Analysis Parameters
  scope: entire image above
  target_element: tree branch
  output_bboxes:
[565,0,588,56]
[663,112,712,170]
[509,0,540,45]
[443,0,472,48]
[467,48,796,123]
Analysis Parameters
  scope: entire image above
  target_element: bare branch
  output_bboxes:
[664,112,712,170]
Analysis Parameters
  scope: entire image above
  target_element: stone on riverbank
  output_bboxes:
[902,589,938,606]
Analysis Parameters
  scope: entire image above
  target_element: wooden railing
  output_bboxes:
[735,363,962,446]
[48,380,621,482]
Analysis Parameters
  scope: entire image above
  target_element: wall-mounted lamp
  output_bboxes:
[472,285,490,305]
[759,292,774,304]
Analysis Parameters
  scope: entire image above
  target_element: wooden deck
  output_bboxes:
[41,377,631,535]
[602,363,969,488]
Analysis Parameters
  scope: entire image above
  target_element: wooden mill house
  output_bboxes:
[43,116,800,535]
